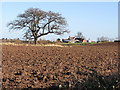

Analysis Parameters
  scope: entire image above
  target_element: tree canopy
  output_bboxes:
[7,8,69,44]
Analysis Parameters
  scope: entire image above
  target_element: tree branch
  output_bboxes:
[37,31,54,38]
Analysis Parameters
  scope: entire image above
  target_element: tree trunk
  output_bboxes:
[34,38,37,45]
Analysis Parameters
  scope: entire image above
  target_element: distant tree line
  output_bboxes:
[1,38,58,44]
[97,36,115,42]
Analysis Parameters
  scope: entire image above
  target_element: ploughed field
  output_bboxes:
[2,42,119,88]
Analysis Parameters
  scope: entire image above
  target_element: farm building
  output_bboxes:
[62,36,90,43]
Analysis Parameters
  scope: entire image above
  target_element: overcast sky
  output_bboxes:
[1,2,118,41]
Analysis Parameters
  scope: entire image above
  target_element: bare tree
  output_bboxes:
[98,36,110,42]
[97,37,100,42]
[76,32,84,39]
[7,8,69,44]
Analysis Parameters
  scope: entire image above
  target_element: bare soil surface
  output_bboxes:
[2,42,119,88]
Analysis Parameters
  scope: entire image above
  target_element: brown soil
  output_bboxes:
[2,42,119,88]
